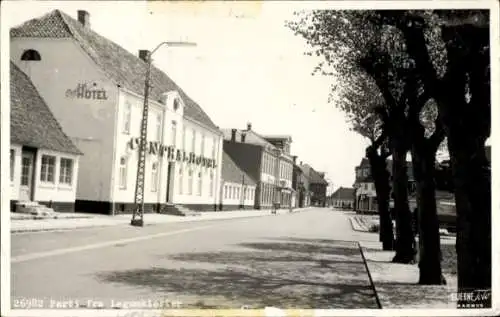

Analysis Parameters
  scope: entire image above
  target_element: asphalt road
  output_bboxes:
[11,208,379,309]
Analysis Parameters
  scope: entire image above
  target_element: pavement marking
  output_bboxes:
[11,224,216,263]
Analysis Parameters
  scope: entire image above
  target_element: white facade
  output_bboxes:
[221,181,256,208]
[10,36,223,213]
[10,143,80,205]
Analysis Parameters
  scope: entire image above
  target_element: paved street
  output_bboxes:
[11,208,379,309]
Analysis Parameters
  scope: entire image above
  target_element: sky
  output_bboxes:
[4,0,374,194]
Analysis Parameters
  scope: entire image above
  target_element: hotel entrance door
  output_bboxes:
[165,162,174,203]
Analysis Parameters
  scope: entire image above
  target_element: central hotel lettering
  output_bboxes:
[128,137,217,168]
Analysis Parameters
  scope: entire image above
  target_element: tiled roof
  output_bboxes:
[222,151,257,185]
[331,187,355,200]
[10,9,219,132]
[10,62,81,154]
[302,164,328,185]
[222,128,277,149]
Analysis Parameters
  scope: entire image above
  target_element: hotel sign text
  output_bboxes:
[128,137,217,168]
[66,83,108,100]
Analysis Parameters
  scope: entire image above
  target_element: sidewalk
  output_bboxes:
[10,207,313,233]
[360,239,458,309]
[347,210,459,309]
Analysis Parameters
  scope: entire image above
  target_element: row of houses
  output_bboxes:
[8,9,328,215]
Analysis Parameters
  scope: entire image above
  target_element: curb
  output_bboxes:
[349,216,370,232]
[357,242,383,309]
[11,208,312,234]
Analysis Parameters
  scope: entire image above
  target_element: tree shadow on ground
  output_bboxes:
[96,239,379,309]
[266,237,383,252]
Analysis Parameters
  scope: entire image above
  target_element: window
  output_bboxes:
[236,187,240,199]
[178,166,183,194]
[188,169,193,195]
[173,98,180,111]
[209,172,214,197]
[10,149,14,182]
[59,158,73,185]
[201,134,205,157]
[192,130,196,153]
[40,155,56,183]
[123,102,131,134]
[212,138,216,158]
[171,121,177,146]
[21,156,31,186]
[197,171,202,196]
[119,157,127,189]
[155,113,162,141]
[21,49,41,61]
[224,185,228,199]
[151,162,159,192]
[182,127,186,150]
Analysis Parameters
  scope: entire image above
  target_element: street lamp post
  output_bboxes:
[131,41,196,227]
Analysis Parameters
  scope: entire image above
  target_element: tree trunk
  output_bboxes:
[392,16,491,304]
[367,146,394,250]
[411,141,445,285]
[440,25,491,306]
[391,141,416,263]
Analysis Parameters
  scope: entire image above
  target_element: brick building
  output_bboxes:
[222,123,295,209]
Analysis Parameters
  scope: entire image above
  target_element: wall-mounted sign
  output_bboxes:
[65,83,108,100]
[128,137,217,168]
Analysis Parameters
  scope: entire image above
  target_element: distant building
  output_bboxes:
[330,187,355,209]
[10,61,82,212]
[292,159,311,208]
[220,152,257,210]
[353,158,416,213]
[222,123,295,209]
[300,164,328,207]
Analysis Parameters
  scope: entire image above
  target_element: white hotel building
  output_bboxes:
[10,9,224,214]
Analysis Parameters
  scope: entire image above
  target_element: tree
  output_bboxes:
[358,47,416,263]
[336,71,395,250]
[376,10,491,303]
[287,11,416,261]
[286,10,455,282]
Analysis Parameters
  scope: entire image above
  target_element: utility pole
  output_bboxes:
[131,41,196,227]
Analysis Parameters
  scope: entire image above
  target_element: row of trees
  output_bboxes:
[287,10,491,307]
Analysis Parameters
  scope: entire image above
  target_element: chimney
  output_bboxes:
[139,50,150,62]
[293,155,297,164]
[247,122,252,130]
[241,132,246,143]
[77,10,90,28]
[231,129,237,142]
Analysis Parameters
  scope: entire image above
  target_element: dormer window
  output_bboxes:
[21,49,41,61]
[173,98,180,111]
